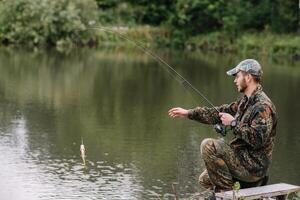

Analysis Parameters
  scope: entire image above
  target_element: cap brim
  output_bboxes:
[226,67,239,76]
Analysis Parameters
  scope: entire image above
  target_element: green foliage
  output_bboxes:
[177,0,295,35]
[127,0,174,25]
[96,1,137,25]
[236,0,269,31]
[96,26,172,49]
[95,0,121,9]
[187,30,300,58]
[233,181,240,191]
[170,0,224,34]
[170,0,299,36]
[238,32,300,58]
[96,0,174,26]
[270,0,300,33]
[0,0,98,48]
[295,191,300,199]
[186,32,236,52]
[0,0,299,51]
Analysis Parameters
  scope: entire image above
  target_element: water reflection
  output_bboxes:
[0,48,299,199]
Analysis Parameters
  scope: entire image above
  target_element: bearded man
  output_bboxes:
[168,59,277,193]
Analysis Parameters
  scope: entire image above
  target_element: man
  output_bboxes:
[168,59,277,192]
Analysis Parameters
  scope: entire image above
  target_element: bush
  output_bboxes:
[169,0,299,36]
[169,0,223,35]
[0,0,98,48]
[97,2,137,26]
[96,0,174,26]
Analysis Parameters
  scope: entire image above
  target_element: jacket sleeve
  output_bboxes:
[233,104,273,149]
[187,101,238,124]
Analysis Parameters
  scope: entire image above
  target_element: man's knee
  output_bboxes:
[200,138,216,157]
[198,170,213,190]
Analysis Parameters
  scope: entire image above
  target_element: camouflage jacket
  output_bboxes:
[187,85,277,177]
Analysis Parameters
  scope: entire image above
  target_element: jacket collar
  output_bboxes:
[245,84,263,105]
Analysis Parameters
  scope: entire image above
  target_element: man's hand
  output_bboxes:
[168,107,188,118]
[219,112,235,125]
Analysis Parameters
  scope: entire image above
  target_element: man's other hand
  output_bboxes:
[168,107,188,118]
[219,112,235,125]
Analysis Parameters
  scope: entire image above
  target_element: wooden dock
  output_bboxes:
[215,183,300,200]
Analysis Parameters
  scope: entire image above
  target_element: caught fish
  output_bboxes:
[80,138,86,166]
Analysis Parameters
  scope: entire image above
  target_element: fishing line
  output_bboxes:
[74,41,87,166]
[89,27,183,84]
[77,26,227,136]
[86,26,220,113]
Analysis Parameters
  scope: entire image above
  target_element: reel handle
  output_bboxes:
[213,124,227,136]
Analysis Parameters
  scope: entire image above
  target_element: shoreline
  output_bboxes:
[1,26,299,60]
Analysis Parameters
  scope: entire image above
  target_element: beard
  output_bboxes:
[237,78,247,93]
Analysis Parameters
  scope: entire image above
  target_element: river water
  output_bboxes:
[0,48,299,199]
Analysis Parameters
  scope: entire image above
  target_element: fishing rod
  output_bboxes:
[86,26,227,136]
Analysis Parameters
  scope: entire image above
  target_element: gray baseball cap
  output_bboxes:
[227,59,263,77]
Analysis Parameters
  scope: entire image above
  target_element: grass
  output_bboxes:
[94,26,300,60]
[186,31,300,59]
[95,25,171,48]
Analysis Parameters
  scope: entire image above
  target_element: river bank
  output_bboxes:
[1,0,298,59]
[95,26,300,60]
[1,25,299,61]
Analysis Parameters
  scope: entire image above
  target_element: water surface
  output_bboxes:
[0,48,299,199]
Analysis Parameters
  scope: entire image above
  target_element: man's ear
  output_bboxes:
[245,74,252,83]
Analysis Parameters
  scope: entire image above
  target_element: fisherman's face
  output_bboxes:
[234,71,247,93]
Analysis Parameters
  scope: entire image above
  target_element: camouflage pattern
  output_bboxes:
[199,138,262,190]
[227,59,263,77]
[188,85,277,189]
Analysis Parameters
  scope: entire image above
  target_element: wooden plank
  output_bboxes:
[215,183,300,200]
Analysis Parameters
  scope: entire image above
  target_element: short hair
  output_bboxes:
[251,75,261,83]
[240,71,262,83]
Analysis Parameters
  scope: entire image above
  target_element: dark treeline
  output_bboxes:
[0,0,299,50]
[96,0,299,34]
